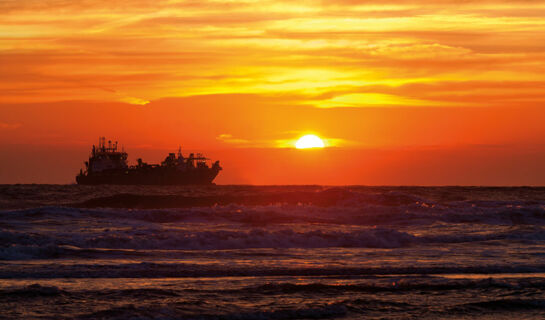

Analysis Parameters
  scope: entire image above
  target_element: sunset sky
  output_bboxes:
[1,0,544,184]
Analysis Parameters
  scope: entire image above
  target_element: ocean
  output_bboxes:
[1,185,544,319]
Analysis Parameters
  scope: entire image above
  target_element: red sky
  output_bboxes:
[1,0,544,184]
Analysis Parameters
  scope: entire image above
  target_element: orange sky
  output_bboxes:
[1,0,544,184]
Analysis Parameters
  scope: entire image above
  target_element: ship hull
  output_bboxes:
[76,168,220,185]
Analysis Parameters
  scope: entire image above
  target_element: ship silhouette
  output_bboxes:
[76,137,221,185]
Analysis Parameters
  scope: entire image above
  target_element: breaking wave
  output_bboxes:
[0,227,416,260]
[2,220,545,260]
[2,223,545,260]
[243,277,545,294]
[3,194,545,226]
[76,302,348,320]
[2,262,545,279]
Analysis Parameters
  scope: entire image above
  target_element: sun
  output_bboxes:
[295,134,325,149]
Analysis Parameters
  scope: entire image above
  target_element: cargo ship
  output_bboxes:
[76,137,221,185]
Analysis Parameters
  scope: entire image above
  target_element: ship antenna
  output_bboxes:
[99,137,106,151]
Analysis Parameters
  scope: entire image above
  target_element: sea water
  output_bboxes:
[0,185,544,319]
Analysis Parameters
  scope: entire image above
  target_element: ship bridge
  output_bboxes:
[87,137,128,173]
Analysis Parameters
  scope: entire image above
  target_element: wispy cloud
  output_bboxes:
[0,122,22,130]
[216,134,251,146]
[1,0,544,109]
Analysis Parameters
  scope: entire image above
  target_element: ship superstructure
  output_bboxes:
[76,137,221,185]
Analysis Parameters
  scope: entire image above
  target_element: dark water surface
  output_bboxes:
[1,185,545,319]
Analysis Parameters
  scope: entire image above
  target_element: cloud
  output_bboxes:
[216,134,250,145]
[216,132,353,149]
[0,122,22,130]
[275,136,352,148]
[312,93,442,108]
[118,96,150,105]
[1,0,545,109]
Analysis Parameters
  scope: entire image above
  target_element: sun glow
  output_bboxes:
[295,134,325,149]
